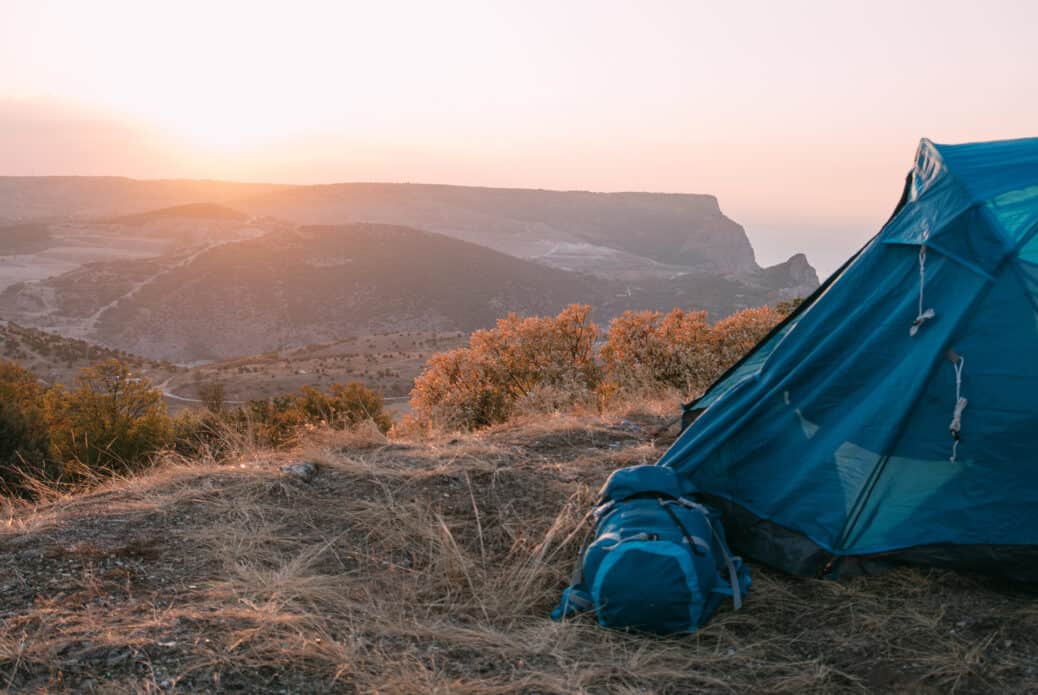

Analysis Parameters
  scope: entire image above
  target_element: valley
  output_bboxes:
[0,176,820,407]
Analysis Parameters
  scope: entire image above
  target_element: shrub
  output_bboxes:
[410,305,599,431]
[171,408,238,460]
[601,305,787,401]
[223,382,393,450]
[710,305,786,371]
[0,361,55,495]
[410,348,511,431]
[44,359,172,476]
[196,381,226,413]
[296,383,392,433]
[601,309,714,398]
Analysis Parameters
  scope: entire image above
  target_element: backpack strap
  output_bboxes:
[658,500,710,556]
[674,498,745,610]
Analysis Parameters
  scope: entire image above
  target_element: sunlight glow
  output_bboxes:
[2,0,1037,272]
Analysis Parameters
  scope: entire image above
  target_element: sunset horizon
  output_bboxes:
[5,1,1037,273]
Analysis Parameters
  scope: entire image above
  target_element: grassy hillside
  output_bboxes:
[1,415,1034,693]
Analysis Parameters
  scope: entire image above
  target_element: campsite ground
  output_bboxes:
[2,413,1036,694]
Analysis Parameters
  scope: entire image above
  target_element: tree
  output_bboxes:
[45,359,172,474]
[197,381,226,413]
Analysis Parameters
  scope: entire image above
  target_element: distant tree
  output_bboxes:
[197,381,226,413]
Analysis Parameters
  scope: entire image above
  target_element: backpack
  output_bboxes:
[552,465,751,634]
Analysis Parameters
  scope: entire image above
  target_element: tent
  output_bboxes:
[658,137,1038,579]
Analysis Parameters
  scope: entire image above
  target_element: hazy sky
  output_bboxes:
[2,1,1036,274]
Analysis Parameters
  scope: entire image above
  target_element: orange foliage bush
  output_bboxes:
[600,309,714,397]
[603,305,786,400]
[412,301,791,431]
[410,305,599,430]
[710,305,786,371]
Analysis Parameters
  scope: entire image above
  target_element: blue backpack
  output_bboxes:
[552,465,751,634]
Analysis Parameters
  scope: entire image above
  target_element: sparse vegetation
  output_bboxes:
[0,356,393,498]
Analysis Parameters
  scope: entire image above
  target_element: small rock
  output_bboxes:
[281,461,318,482]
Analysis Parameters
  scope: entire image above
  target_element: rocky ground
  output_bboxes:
[1,414,1036,693]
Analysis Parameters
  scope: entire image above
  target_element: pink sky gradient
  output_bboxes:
[2,1,1035,274]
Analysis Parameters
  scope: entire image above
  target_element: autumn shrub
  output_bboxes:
[0,361,56,495]
[171,408,239,460]
[296,382,392,433]
[710,305,786,371]
[224,382,392,450]
[410,305,599,430]
[601,305,788,401]
[411,302,793,432]
[44,359,173,477]
[600,308,714,399]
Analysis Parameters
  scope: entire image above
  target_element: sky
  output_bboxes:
[1,0,1036,275]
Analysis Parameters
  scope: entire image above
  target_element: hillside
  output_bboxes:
[0,319,175,386]
[1,415,1033,693]
[0,224,816,363]
[0,223,51,255]
[104,202,248,225]
[161,330,467,405]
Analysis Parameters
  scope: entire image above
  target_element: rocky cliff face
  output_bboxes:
[240,185,762,276]
[753,253,820,298]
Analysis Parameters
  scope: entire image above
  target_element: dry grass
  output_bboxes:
[2,414,1037,693]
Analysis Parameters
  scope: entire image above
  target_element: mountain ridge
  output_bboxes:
[0,176,813,280]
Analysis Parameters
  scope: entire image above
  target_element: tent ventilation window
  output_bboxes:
[949,354,967,462]
[910,244,936,336]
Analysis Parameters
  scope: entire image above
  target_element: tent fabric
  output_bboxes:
[658,137,1038,577]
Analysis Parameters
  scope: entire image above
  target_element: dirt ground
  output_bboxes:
[2,414,1037,694]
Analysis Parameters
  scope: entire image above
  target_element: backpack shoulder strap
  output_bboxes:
[674,498,746,610]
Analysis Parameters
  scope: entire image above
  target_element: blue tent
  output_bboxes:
[659,137,1038,579]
